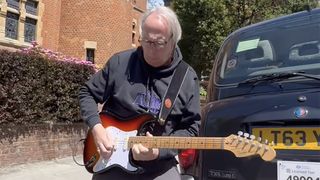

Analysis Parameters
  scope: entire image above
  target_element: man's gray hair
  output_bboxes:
[139,6,182,45]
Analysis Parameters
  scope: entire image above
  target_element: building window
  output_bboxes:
[5,12,19,40]
[86,49,95,63]
[132,33,135,44]
[7,0,20,10]
[25,0,38,15]
[24,18,37,42]
[132,21,136,30]
[132,20,137,46]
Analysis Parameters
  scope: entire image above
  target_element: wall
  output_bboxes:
[41,0,62,51]
[0,0,44,48]
[57,0,146,67]
[0,0,147,67]
[0,123,87,168]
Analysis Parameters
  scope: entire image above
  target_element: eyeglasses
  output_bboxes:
[139,35,173,49]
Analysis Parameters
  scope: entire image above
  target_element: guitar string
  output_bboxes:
[111,138,251,144]
[108,139,262,149]
[107,139,240,147]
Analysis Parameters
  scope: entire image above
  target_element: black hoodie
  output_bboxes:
[79,46,201,173]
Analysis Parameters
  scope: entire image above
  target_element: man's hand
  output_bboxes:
[132,132,159,161]
[91,123,114,160]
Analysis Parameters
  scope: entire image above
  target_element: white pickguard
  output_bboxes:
[93,126,138,173]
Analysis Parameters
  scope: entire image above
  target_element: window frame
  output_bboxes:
[5,12,19,40]
[7,0,20,10]
[24,17,37,43]
[86,48,95,63]
[25,0,38,15]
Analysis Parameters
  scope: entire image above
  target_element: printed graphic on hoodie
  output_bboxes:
[134,91,161,115]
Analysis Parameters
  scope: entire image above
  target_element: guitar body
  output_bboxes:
[83,113,276,174]
[83,113,154,174]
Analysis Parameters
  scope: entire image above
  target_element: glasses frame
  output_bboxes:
[139,34,173,49]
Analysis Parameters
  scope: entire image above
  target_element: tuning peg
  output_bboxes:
[249,135,255,140]
[270,141,275,146]
[237,131,244,143]
[257,137,262,142]
[242,133,249,144]
[243,133,249,139]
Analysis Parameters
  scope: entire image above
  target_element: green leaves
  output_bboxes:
[0,50,96,125]
[173,0,230,77]
[172,0,319,77]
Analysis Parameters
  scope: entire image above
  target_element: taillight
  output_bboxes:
[178,149,197,169]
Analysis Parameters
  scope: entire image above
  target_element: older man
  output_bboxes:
[79,6,201,180]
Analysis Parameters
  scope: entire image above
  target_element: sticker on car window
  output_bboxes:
[236,38,260,53]
[226,59,237,69]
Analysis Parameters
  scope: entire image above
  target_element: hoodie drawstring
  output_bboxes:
[145,76,152,113]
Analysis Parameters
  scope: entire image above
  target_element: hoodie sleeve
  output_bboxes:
[78,58,114,129]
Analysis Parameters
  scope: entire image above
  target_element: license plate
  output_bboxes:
[252,127,320,150]
[278,160,320,180]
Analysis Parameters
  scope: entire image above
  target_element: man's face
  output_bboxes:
[141,14,174,68]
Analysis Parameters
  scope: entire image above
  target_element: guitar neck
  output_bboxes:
[128,136,224,150]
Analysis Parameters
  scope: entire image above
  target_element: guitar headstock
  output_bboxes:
[223,131,276,161]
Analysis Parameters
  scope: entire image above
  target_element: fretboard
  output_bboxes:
[127,136,224,150]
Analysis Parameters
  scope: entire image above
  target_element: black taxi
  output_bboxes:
[199,8,320,180]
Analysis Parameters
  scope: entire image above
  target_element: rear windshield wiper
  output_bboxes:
[238,72,320,86]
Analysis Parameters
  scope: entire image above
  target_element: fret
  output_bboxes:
[127,136,224,150]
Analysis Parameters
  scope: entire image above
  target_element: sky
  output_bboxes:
[147,0,165,10]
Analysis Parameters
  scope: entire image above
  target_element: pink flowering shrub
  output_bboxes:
[0,43,97,125]
[20,41,98,71]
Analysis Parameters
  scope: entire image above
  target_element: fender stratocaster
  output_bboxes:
[83,113,276,174]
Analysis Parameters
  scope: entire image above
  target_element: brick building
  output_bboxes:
[0,0,147,66]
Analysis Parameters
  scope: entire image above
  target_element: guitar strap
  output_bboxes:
[158,60,189,125]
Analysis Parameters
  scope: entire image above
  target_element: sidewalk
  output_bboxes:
[0,156,92,180]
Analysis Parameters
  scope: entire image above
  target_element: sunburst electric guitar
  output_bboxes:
[83,113,276,174]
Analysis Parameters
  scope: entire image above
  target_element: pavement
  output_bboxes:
[0,156,195,180]
[0,156,92,180]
